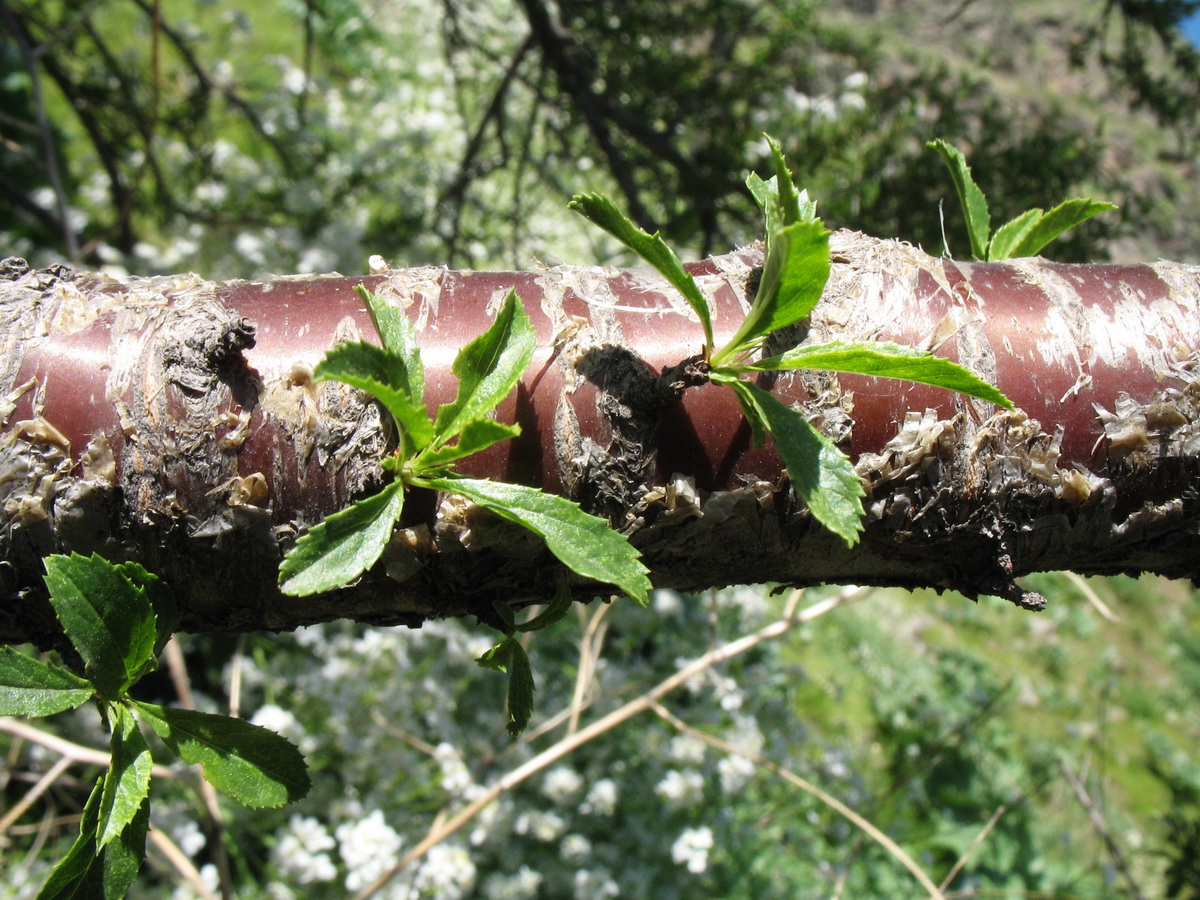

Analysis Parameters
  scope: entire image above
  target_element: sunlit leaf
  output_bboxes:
[315,341,434,452]
[279,482,405,595]
[1002,198,1117,259]
[420,476,651,605]
[986,208,1042,262]
[131,701,310,807]
[727,380,865,545]
[97,705,152,848]
[43,554,156,700]
[928,139,991,260]
[712,220,830,365]
[0,648,93,717]
[768,134,801,226]
[434,290,535,443]
[750,339,1013,409]
[354,284,425,400]
[414,419,520,470]
[569,192,714,351]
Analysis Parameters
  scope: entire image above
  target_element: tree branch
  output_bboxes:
[1,234,1198,645]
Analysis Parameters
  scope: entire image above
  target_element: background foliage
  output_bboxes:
[3,0,1200,898]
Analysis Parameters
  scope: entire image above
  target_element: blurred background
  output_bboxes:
[3,2,1200,899]
[4,0,1200,278]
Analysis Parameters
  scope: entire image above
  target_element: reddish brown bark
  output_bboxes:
[2,232,1198,646]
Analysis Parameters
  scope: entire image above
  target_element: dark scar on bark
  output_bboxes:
[573,347,711,524]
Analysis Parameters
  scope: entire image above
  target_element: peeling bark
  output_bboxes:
[2,232,1198,646]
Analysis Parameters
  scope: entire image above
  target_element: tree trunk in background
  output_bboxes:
[2,232,1199,646]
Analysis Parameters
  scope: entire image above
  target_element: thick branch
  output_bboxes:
[1,232,1198,646]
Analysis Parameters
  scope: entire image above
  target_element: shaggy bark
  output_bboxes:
[2,232,1199,646]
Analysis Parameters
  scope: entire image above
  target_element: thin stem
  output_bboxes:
[0,755,73,842]
[1059,757,1149,900]
[649,700,947,900]
[0,716,176,780]
[568,600,612,735]
[938,801,1015,892]
[148,826,220,900]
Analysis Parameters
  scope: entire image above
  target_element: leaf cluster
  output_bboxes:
[278,286,651,733]
[0,553,309,899]
[571,136,1013,545]
[927,139,1116,261]
[278,286,650,606]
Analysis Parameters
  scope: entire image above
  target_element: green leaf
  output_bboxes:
[0,647,93,716]
[115,561,178,666]
[99,796,148,900]
[37,780,102,899]
[1001,198,1117,259]
[502,639,534,735]
[43,554,156,700]
[748,140,817,254]
[714,369,769,449]
[420,476,651,605]
[516,582,574,633]
[569,192,714,351]
[986,208,1042,262]
[727,380,865,545]
[746,172,782,238]
[130,701,310,807]
[795,189,817,224]
[413,419,520,470]
[476,636,535,735]
[279,481,405,595]
[36,777,100,897]
[433,290,536,443]
[749,340,1013,409]
[712,220,830,365]
[97,705,152,849]
[476,636,511,673]
[767,135,801,227]
[928,139,991,260]
[37,780,148,900]
[354,284,425,399]
[314,341,434,452]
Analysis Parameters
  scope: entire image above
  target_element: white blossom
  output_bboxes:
[483,865,542,900]
[668,735,707,765]
[170,863,219,900]
[574,867,620,899]
[514,810,566,842]
[582,777,619,816]
[541,766,584,803]
[274,816,337,885]
[337,810,403,892]
[250,704,299,736]
[652,590,685,616]
[718,754,756,794]
[234,231,267,265]
[671,826,715,874]
[171,818,207,858]
[655,769,705,809]
[435,742,473,794]
[561,833,592,863]
[413,843,476,899]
